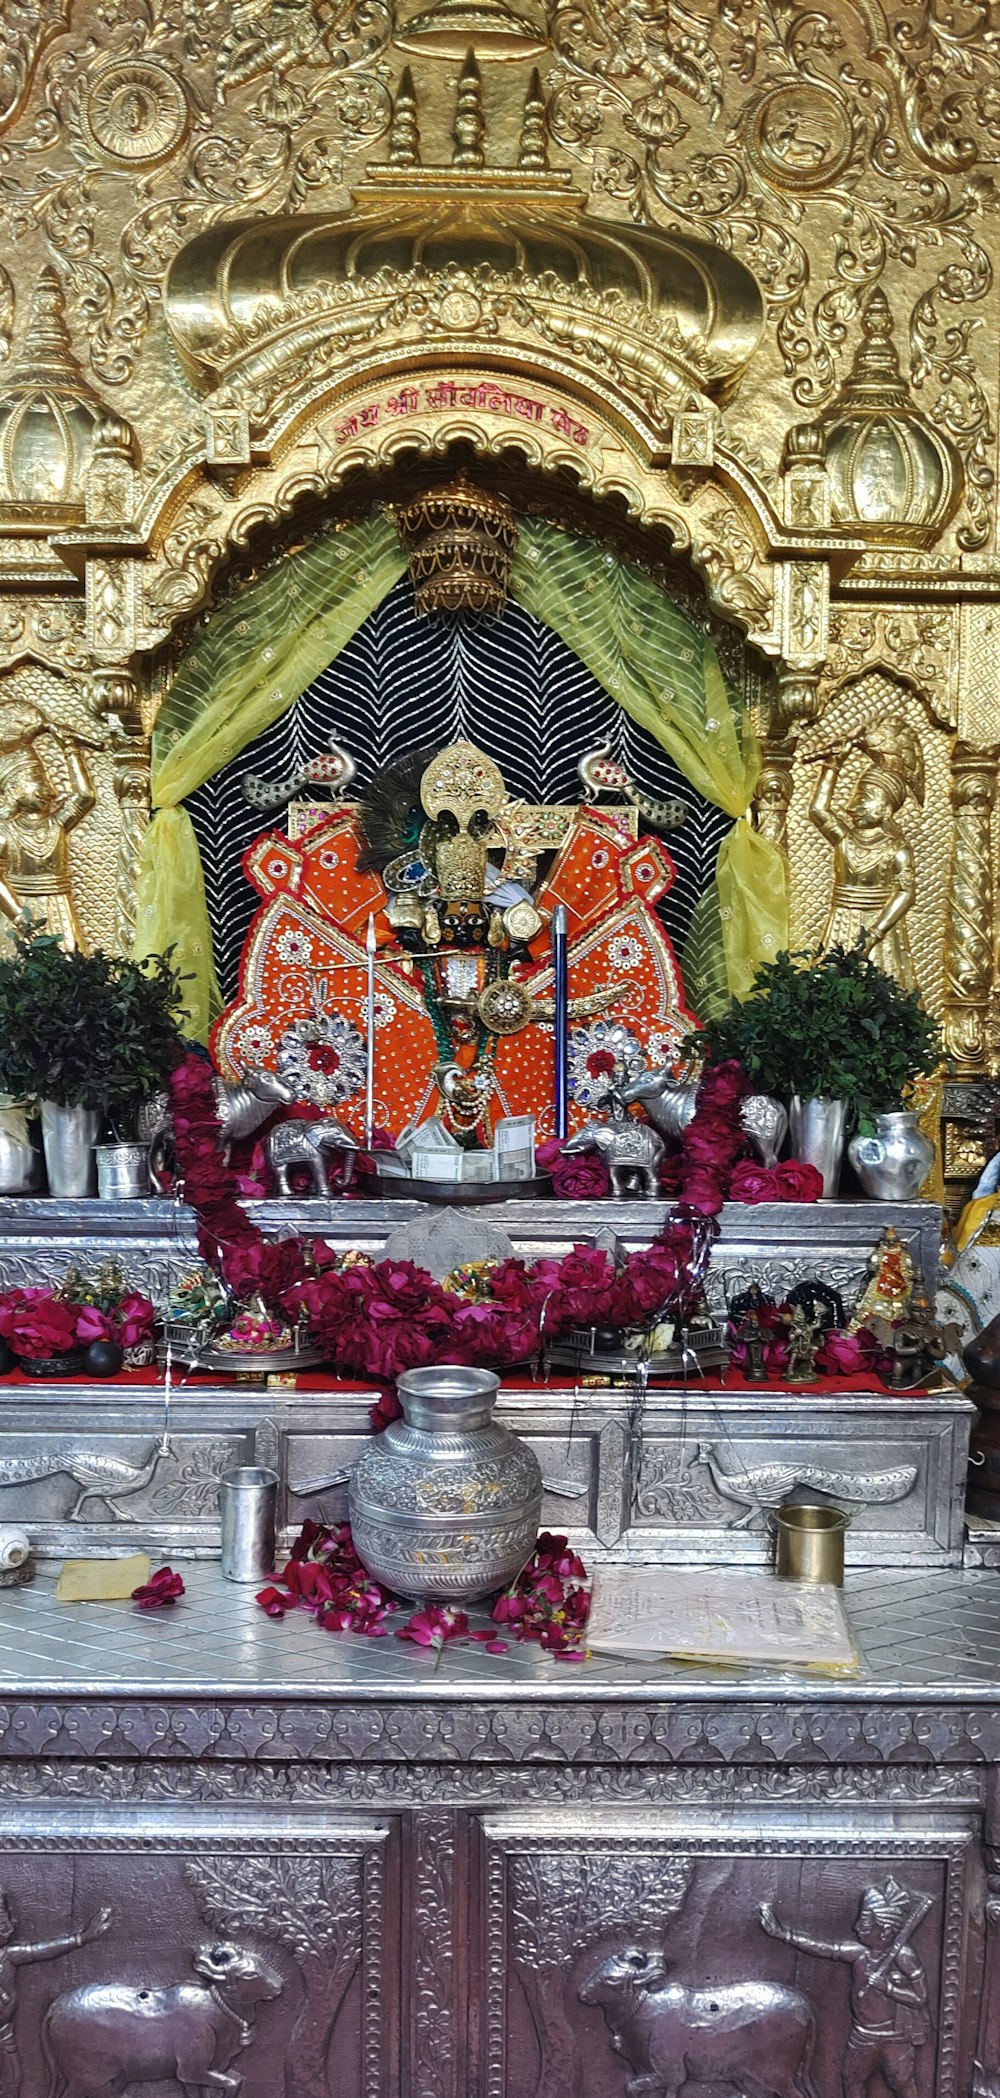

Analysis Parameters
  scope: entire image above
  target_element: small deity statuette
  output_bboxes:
[0,721,95,952]
[889,1291,945,1390]
[740,1311,770,1382]
[851,1225,914,1334]
[784,1302,821,1383]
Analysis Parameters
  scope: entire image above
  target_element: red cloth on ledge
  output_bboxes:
[0,1365,897,1397]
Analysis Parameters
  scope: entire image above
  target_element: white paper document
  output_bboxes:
[586,1568,855,1671]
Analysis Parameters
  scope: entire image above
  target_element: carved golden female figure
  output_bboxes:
[0,707,95,952]
[808,720,924,990]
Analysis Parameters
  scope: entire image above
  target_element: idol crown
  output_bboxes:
[396,470,518,616]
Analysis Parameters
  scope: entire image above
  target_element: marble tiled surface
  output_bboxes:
[0,1563,997,1700]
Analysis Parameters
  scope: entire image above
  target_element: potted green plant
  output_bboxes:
[0,929,188,1198]
[688,944,940,1195]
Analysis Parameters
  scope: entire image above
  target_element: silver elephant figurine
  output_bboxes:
[266,1114,358,1196]
[562,1114,664,1197]
[740,1093,788,1169]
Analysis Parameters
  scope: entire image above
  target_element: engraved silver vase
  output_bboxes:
[349,1365,543,1602]
[847,1109,934,1201]
[0,1104,40,1195]
[40,1101,100,1199]
[95,1141,150,1200]
[740,1093,788,1169]
[788,1094,849,1197]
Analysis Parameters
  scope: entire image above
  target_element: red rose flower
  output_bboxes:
[729,1160,782,1205]
[774,1158,824,1203]
[551,1152,612,1201]
[681,1165,728,1216]
[132,1566,185,1609]
[1,1290,80,1357]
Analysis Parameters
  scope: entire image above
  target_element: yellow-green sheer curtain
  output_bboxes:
[510,519,788,999]
[134,513,407,1037]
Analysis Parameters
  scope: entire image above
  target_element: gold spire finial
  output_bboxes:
[387,65,421,168]
[518,67,548,170]
[17,268,83,388]
[452,48,485,168]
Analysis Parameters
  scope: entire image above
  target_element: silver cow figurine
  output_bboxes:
[41,1939,282,2098]
[562,1114,664,1198]
[266,1115,359,1196]
[619,1064,699,1141]
[142,1068,297,1174]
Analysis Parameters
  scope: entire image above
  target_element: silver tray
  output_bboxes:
[160,1342,326,1374]
[544,1340,730,1376]
[366,1170,551,1204]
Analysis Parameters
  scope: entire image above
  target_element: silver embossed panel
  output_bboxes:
[0,1808,397,2098]
[479,1810,975,2098]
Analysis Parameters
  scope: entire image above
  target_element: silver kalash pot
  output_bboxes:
[848,1110,934,1201]
[349,1365,542,1602]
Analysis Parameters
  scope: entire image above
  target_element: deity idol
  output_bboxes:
[808,719,924,990]
[0,706,95,952]
[212,736,695,1148]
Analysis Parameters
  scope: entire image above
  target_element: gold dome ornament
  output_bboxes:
[163,159,765,412]
[0,271,132,528]
[818,287,962,545]
[397,0,546,58]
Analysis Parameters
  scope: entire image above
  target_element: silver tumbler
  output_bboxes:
[219,1465,278,1583]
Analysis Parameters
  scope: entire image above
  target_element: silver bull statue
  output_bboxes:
[579,1945,817,2098]
[42,1939,282,2098]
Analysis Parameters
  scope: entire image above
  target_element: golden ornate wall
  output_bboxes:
[1,0,999,1176]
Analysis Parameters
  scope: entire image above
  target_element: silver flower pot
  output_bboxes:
[848,1110,934,1201]
[0,1105,41,1195]
[349,1365,543,1602]
[96,1142,151,1201]
[40,1102,101,1199]
[788,1094,849,1197]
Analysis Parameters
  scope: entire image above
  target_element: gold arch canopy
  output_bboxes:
[0,1,996,1198]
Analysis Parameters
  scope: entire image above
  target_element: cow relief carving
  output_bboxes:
[41,1940,281,2098]
[578,1948,818,2098]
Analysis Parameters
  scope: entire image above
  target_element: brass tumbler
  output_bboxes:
[773,1501,848,1586]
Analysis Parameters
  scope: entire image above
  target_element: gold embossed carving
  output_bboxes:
[943,744,998,1073]
[87,560,136,660]
[752,740,796,856]
[790,672,950,1017]
[113,742,150,952]
[0,0,992,1105]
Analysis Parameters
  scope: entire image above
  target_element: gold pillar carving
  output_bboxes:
[773,672,821,737]
[943,741,998,1072]
[113,742,150,954]
[752,739,796,856]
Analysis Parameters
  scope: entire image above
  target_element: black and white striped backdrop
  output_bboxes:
[187,575,733,999]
